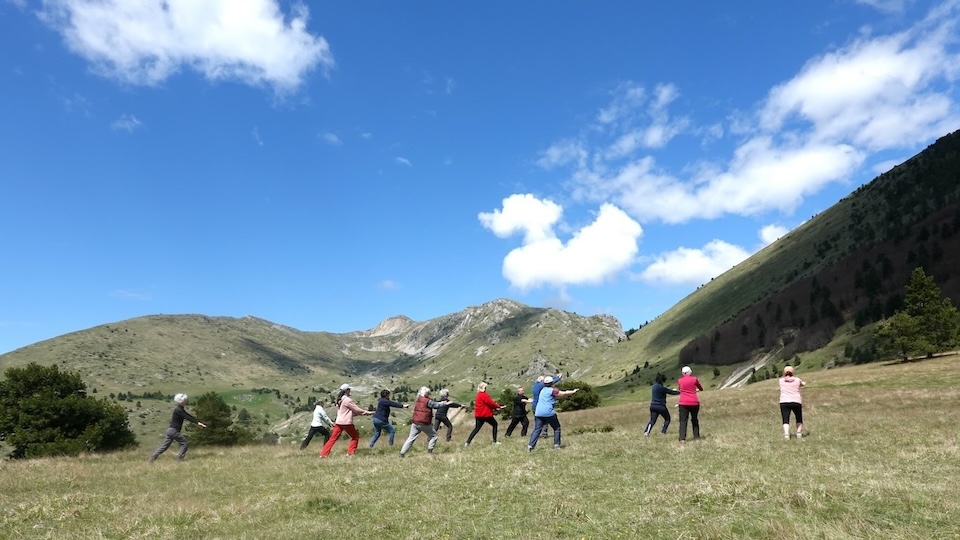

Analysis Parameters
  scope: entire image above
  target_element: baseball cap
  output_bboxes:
[681,366,692,375]
[339,383,351,391]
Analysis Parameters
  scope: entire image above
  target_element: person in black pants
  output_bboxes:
[644,373,680,436]
[433,388,462,442]
[150,393,206,462]
[505,386,532,437]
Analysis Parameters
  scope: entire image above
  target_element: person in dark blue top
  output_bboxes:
[369,389,408,448]
[644,373,680,436]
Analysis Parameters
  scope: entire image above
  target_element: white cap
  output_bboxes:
[681,366,692,375]
[339,383,351,391]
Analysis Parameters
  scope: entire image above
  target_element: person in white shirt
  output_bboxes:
[300,399,334,450]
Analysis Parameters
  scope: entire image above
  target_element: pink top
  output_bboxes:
[677,375,703,406]
[779,376,805,404]
[334,395,367,424]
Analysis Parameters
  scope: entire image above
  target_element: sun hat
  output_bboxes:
[339,383,351,391]
[681,366,692,375]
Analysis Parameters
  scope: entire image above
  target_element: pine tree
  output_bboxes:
[876,268,960,360]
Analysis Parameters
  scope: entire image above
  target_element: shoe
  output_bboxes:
[784,434,790,440]
[527,446,533,452]
[553,444,562,449]
[463,443,469,448]
[427,449,433,454]
[492,441,501,445]
[399,453,405,459]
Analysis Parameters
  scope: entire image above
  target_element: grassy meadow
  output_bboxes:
[3,356,959,539]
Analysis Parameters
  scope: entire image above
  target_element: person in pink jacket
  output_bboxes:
[320,383,373,458]
[677,366,704,444]
[778,365,806,439]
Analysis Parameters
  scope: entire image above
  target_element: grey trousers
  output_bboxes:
[400,423,439,455]
[151,428,189,460]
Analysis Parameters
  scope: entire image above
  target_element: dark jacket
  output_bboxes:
[412,395,445,424]
[373,397,405,422]
[435,400,462,419]
[169,405,199,431]
[650,382,680,407]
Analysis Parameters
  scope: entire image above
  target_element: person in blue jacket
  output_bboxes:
[531,371,562,439]
[369,389,408,448]
[644,373,680,436]
[527,376,578,452]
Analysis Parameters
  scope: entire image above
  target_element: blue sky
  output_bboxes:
[2,0,959,355]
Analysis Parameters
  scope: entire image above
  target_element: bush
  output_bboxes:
[186,392,257,447]
[0,363,137,459]
[554,380,600,412]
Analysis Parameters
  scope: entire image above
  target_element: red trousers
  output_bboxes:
[320,424,360,457]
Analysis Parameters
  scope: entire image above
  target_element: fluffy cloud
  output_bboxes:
[40,0,333,90]
[639,224,792,286]
[639,240,750,286]
[479,195,642,289]
[321,132,341,145]
[547,4,960,227]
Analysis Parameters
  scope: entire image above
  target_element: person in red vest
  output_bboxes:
[399,387,450,458]
[464,382,504,447]
[677,366,704,445]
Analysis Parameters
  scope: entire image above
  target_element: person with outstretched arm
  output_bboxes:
[369,389,409,448]
[644,373,680,436]
[433,388,462,442]
[505,386,532,437]
[527,376,578,452]
[464,382,504,447]
[300,399,333,450]
[320,383,373,458]
[779,365,806,439]
[399,387,450,458]
[150,393,207,462]
[677,366,704,444]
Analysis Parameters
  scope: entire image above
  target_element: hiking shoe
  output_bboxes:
[527,446,533,452]
[492,441,501,445]
[463,442,469,448]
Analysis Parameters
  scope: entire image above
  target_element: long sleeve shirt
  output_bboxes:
[334,396,367,425]
[311,404,333,428]
[372,398,405,422]
[473,391,501,418]
[650,382,680,407]
[779,376,805,404]
[169,405,199,431]
[678,375,703,406]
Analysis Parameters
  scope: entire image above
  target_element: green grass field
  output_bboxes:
[3,356,959,539]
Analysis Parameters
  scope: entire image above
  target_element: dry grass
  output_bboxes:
[3,358,959,539]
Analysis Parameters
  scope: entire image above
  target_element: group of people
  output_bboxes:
[643,365,806,443]
[149,364,805,461]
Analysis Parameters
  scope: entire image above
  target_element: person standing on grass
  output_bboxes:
[300,399,333,450]
[150,393,206,462]
[532,371,562,439]
[505,386,532,437]
[369,389,409,448]
[433,389,462,442]
[399,387,450,458]
[320,384,372,459]
[677,366,704,445]
[464,382,504,447]
[779,365,806,440]
[644,373,680,436]
[527,376,578,452]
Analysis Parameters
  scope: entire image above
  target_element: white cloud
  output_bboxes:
[479,195,643,289]
[110,289,152,301]
[855,0,915,13]
[536,139,587,170]
[111,114,141,133]
[445,77,456,94]
[759,224,788,245]
[395,156,412,166]
[760,13,960,150]
[639,240,750,286]
[377,279,399,290]
[321,132,341,145]
[871,158,904,174]
[534,5,960,230]
[252,127,264,146]
[40,0,334,91]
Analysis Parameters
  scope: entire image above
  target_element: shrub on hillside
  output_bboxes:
[187,392,257,447]
[555,380,600,412]
[0,363,137,459]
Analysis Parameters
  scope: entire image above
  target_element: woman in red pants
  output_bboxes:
[320,383,372,458]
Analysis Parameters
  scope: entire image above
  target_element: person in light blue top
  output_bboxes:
[369,389,408,448]
[531,371,562,439]
[527,377,578,452]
